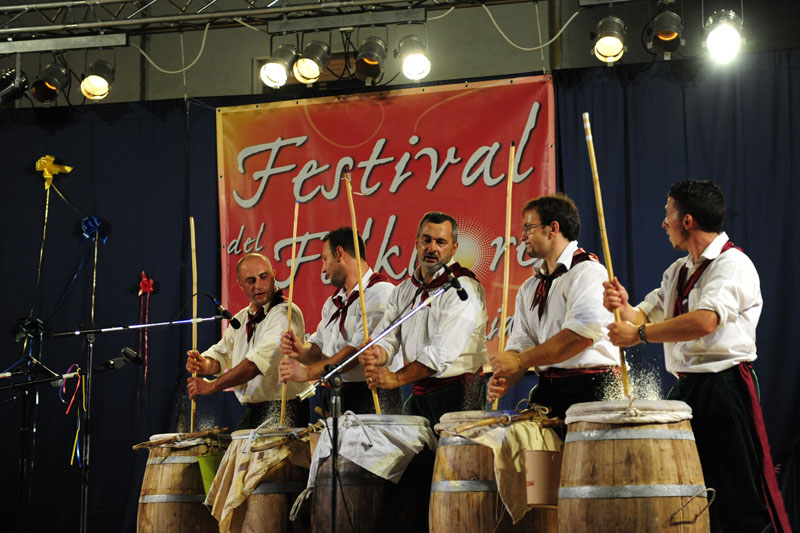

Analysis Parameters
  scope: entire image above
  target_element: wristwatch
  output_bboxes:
[638,324,649,344]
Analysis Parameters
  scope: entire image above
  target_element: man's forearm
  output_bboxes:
[206,359,260,393]
[395,361,436,387]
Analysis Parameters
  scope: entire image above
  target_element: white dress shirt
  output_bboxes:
[203,301,305,404]
[308,268,395,382]
[373,265,488,378]
[637,232,761,374]
[505,241,619,371]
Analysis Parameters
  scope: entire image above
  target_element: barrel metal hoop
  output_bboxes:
[438,436,477,447]
[564,429,696,443]
[558,484,709,499]
[252,481,306,494]
[431,480,497,493]
[146,456,199,465]
[139,494,206,503]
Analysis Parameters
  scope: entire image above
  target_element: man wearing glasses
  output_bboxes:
[487,194,620,419]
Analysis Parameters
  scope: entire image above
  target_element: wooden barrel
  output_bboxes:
[226,429,311,533]
[311,415,435,533]
[137,433,222,533]
[430,435,558,532]
[558,400,710,532]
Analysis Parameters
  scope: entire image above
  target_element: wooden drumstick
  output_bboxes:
[582,112,630,398]
[492,141,515,411]
[190,216,198,432]
[281,201,300,427]
[343,170,381,414]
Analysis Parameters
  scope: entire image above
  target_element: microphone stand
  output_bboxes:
[297,281,457,533]
[0,352,140,392]
[298,282,456,402]
[48,315,224,533]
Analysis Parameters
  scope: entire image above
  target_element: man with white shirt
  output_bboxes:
[603,180,789,533]
[186,253,308,429]
[487,194,620,420]
[359,211,488,428]
[278,227,401,414]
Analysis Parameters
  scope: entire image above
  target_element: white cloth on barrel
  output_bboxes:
[306,413,437,489]
[435,412,562,525]
[205,429,311,533]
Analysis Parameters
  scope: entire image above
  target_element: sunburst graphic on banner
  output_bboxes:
[454,216,496,282]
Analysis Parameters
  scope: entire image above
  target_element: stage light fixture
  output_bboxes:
[397,35,430,81]
[355,36,387,83]
[705,9,742,64]
[593,16,626,64]
[31,64,67,102]
[0,68,28,106]
[261,44,298,89]
[80,60,114,100]
[649,9,684,58]
[292,41,330,85]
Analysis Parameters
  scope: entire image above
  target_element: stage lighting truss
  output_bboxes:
[80,59,115,100]
[293,39,331,85]
[704,9,743,64]
[396,34,431,81]
[31,63,68,102]
[593,16,626,65]
[355,33,388,84]
[648,9,684,59]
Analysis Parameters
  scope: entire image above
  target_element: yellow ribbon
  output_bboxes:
[35,154,73,190]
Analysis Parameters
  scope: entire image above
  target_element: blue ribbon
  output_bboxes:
[80,216,110,244]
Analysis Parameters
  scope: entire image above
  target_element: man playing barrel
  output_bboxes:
[487,194,620,420]
[186,253,308,429]
[602,180,788,533]
[278,227,401,414]
[359,211,488,428]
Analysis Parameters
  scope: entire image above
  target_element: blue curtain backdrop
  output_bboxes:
[0,48,798,531]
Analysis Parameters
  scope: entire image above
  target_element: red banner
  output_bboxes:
[216,76,555,352]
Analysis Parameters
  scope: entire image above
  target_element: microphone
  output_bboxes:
[206,293,241,329]
[441,264,469,301]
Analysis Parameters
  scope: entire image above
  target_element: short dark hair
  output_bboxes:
[668,180,725,233]
[417,211,458,243]
[323,227,366,259]
[522,194,581,241]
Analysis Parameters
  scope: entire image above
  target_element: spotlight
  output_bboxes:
[80,59,114,100]
[593,16,626,64]
[649,10,683,58]
[397,35,430,81]
[705,10,743,64]
[0,68,28,107]
[261,44,298,89]
[31,64,67,103]
[355,36,387,83]
[292,41,330,85]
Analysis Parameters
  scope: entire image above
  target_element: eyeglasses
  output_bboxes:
[522,223,545,234]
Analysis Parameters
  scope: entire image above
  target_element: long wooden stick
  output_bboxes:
[343,171,381,414]
[132,427,228,450]
[582,112,630,398]
[492,142,515,411]
[281,201,300,427]
[190,217,198,432]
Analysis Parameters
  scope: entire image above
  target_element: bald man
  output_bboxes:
[186,253,308,429]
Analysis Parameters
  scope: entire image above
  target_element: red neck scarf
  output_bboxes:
[246,289,284,342]
[672,241,738,317]
[531,248,598,320]
[326,271,388,334]
[410,262,477,300]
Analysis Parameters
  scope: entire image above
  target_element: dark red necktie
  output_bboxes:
[245,308,265,342]
[530,249,598,320]
[326,272,388,334]
[673,241,737,317]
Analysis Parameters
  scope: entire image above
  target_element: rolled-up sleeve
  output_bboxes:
[562,264,614,342]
